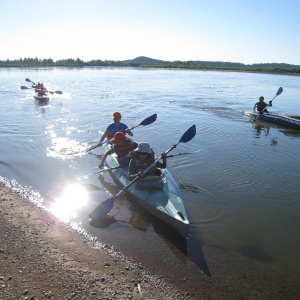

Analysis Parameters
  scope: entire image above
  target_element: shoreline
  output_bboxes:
[1,65,300,77]
[0,182,191,299]
[1,181,300,299]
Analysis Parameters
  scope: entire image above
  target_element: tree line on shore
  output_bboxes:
[1,56,300,75]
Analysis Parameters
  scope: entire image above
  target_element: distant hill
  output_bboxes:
[123,56,300,69]
[123,56,167,63]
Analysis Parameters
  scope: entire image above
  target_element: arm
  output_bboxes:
[125,128,133,136]
[128,159,139,180]
[98,129,109,144]
[156,152,167,169]
[98,148,114,168]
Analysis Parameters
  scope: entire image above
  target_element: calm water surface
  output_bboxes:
[1,67,300,295]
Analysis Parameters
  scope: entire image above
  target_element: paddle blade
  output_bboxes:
[89,197,116,219]
[25,78,31,82]
[55,91,63,95]
[276,87,283,96]
[140,113,157,126]
[179,125,196,143]
[20,86,29,90]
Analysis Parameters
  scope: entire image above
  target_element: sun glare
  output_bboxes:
[50,184,89,222]
[48,137,87,158]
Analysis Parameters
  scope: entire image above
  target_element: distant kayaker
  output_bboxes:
[99,132,137,169]
[128,142,167,181]
[97,112,133,145]
[33,82,47,95]
[253,96,272,114]
[37,83,48,95]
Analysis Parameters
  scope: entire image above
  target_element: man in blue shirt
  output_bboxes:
[98,112,133,145]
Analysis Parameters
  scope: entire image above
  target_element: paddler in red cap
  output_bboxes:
[99,132,137,169]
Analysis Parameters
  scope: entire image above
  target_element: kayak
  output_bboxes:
[243,111,300,130]
[33,93,49,102]
[101,143,190,238]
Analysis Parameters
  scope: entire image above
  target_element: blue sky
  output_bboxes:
[1,0,299,65]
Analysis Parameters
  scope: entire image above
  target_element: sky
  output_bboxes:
[1,0,299,65]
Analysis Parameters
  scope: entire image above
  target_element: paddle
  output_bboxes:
[79,166,123,179]
[89,124,196,220]
[86,113,158,152]
[82,150,200,178]
[256,87,283,118]
[21,86,63,95]
[25,78,35,85]
[166,149,201,158]
[86,141,108,152]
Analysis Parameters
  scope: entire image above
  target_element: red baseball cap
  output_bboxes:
[110,132,125,143]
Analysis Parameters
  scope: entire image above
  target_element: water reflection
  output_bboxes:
[34,98,49,110]
[252,121,300,145]
[278,128,300,138]
[50,184,89,222]
[252,122,279,146]
[253,123,270,137]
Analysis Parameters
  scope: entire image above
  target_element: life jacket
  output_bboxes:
[37,89,46,95]
[115,138,133,158]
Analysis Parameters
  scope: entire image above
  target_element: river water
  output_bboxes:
[1,67,300,296]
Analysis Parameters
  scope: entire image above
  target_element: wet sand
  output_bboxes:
[1,182,299,299]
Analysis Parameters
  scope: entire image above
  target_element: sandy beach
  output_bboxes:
[1,181,300,300]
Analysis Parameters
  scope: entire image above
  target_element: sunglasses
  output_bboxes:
[138,152,148,156]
